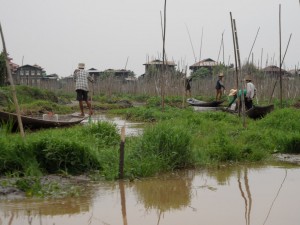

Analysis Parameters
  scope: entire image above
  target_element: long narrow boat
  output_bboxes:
[187,98,224,107]
[0,110,86,130]
[245,104,274,119]
[223,104,274,119]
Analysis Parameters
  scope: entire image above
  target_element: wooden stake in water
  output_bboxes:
[119,125,126,179]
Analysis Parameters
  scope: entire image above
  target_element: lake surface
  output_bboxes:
[1,163,299,225]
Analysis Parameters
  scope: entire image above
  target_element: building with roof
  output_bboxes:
[14,64,46,85]
[189,58,218,74]
[262,65,288,76]
[143,59,177,75]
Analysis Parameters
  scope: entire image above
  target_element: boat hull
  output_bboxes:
[0,111,85,130]
[246,105,274,119]
[222,104,274,119]
[187,98,224,107]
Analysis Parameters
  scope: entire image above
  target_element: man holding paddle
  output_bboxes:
[215,72,226,101]
[74,63,94,117]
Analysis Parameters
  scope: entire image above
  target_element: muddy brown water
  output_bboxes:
[0,163,300,225]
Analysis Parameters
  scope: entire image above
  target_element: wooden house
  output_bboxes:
[14,64,45,86]
[262,65,288,76]
[143,59,176,75]
[100,69,133,81]
[189,58,218,74]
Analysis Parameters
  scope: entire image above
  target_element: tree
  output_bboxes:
[212,64,227,75]
[242,62,258,75]
[190,67,210,80]
[0,52,7,86]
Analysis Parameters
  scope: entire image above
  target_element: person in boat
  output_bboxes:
[227,88,246,111]
[74,63,94,117]
[215,73,226,101]
[244,75,256,110]
[185,77,192,97]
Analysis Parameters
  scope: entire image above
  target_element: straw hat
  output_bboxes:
[218,73,224,77]
[244,75,252,81]
[78,63,85,69]
[228,89,237,96]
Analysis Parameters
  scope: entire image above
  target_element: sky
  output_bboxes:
[0,0,299,77]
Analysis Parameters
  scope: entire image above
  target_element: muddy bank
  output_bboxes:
[0,174,92,200]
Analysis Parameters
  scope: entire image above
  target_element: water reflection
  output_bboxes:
[134,171,193,219]
[119,181,128,225]
[82,113,144,136]
[237,168,252,225]
[0,164,299,225]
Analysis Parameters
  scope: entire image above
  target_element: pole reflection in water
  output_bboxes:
[119,180,128,225]
[237,167,252,225]
[262,169,288,225]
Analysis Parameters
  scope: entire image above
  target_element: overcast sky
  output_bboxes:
[1,0,299,77]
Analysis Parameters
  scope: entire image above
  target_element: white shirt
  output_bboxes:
[246,82,256,99]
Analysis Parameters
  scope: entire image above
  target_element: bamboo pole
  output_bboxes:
[0,22,25,137]
[260,48,263,70]
[233,19,246,127]
[185,23,197,62]
[182,66,187,108]
[279,4,283,108]
[247,27,260,64]
[222,33,225,65]
[217,30,225,63]
[161,0,167,110]
[269,33,292,103]
[230,12,239,89]
[199,27,204,60]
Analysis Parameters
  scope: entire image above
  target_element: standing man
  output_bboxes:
[245,75,256,110]
[74,63,94,117]
[185,77,192,98]
[215,73,225,101]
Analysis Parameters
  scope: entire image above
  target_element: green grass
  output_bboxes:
[1,86,299,197]
[0,86,73,114]
[1,93,299,182]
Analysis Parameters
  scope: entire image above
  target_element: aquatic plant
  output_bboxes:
[125,120,193,178]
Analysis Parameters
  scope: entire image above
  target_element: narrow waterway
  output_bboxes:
[1,163,299,225]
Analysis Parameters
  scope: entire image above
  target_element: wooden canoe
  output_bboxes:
[0,110,86,130]
[187,98,224,107]
[245,104,274,119]
[222,104,274,119]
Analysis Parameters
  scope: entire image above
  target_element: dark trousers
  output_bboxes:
[245,98,253,110]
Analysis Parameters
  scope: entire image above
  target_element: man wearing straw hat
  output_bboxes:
[74,63,94,117]
[215,72,226,101]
